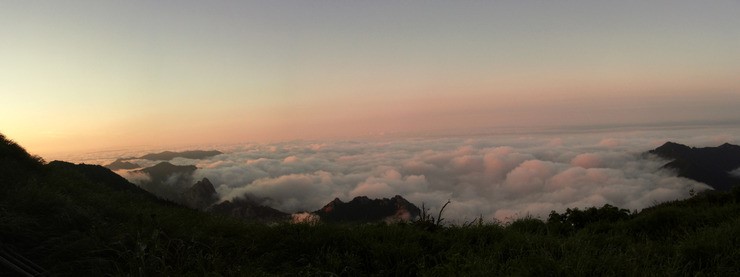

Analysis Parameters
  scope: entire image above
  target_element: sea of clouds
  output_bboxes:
[107,126,740,223]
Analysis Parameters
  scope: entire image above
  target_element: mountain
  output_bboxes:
[314,195,421,222]
[49,161,150,194]
[133,162,198,201]
[0,133,45,181]
[649,142,740,191]
[209,197,290,222]
[105,158,140,170]
[139,150,223,161]
[181,178,218,210]
[136,162,197,186]
[0,133,187,275]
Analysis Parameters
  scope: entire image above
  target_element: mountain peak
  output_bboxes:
[133,162,198,200]
[351,196,372,203]
[181,178,217,210]
[649,142,692,160]
[391,195,407,201]
[138,162,197,180]
[315,195,421,222]
[647,142,740,191]
[105,158,140,170]
[148,161,195,170]
[192,178,216,194]
[719,142,740,150]
[320,197,343,213]
[139,150,223,161]
[209,197,289,222]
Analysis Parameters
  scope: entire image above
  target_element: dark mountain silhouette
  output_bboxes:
[132,162,197,201]
[649,142,740,191]
[139,150,222,161]
[181,178,218,210]
[314,195,421,222]
[105,158,140,170]
[136,162,197,186]
[1,133,47,205]
[209,197,289,222]
[1,133,176,275]
[0,133,165,202]
[49,161,149,193]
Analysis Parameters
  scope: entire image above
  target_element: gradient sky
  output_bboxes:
[2,1,740,156]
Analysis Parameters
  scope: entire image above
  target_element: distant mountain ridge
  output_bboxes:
[131,162,198,202]
[138,150,222,161]
[104,150,221,171]
[137,162,196,184]
[314,195,421,222]
[649,142,740,191]
[50,161,149,194]
[209,197,290,222]
[105,158,141,170]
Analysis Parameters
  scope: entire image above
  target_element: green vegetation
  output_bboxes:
[2,134,740,276]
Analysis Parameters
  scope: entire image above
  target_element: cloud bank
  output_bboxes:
[97,126,740,223]
[139,127,740,223]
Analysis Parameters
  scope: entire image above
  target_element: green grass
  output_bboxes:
[2,134,740,275]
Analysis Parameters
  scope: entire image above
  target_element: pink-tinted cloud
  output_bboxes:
[110,128,738,222]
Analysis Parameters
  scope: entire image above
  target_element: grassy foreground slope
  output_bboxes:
[2,133,740,276]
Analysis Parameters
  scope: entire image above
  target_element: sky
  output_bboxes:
[2,1,740,156]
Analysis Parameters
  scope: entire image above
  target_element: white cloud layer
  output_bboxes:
[730,168,740,178]
[190,128,740,222]
[107,127,740,223]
